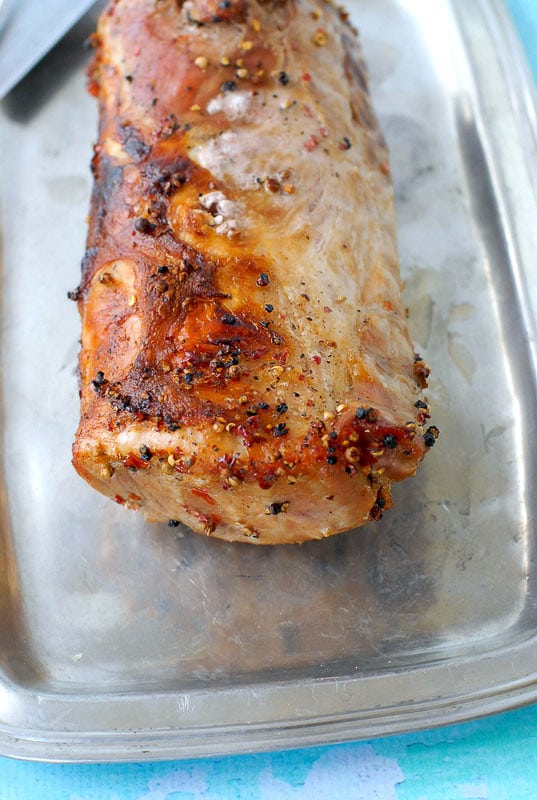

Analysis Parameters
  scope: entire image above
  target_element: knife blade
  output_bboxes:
[0,0,97,101]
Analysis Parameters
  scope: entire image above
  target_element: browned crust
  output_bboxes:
[72,0,436,544]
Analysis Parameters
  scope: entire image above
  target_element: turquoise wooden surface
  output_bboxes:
[1,0,536,797]
[2,706,537,798]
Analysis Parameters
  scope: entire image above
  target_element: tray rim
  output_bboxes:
[1,0,537,762]
[2,636,537,762]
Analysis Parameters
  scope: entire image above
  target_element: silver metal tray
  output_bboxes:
[1,0,537,762]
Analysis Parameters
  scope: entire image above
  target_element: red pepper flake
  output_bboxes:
[307,399,314,407]
[319,126,329,138]
[304,134,320,152]
[380,162,391,176]
[303,104,314,118]
[312,355,321,365]
[302,72,312,81]
[114,494,125,505]
[246,415,260,430]
[235,424,254,445]
[192,487,216,505]
[256,476,271,490]
[323,306,332,313]
[124,454,150,471]
[198,512,219,534]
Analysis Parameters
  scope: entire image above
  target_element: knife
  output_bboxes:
[0,0,97,101]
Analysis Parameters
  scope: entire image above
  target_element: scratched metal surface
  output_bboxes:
[0,0,536,761]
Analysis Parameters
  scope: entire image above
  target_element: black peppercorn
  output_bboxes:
[139,444,152,461]
[257,272,270,287]
[424,425,439,447]
[355,406,377,422]
[273,423,289,437]
[134,217,156,235]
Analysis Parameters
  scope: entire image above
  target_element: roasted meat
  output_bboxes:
[72,0,436,544]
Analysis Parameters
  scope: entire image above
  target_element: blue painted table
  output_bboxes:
[1,1,536,797]
[3,706,537,798]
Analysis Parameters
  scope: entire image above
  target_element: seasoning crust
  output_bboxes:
[72,0,436,544]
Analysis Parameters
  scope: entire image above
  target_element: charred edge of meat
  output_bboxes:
[119,123,151,162]
[133,156,196,237]
[142,156,193,194]
[369,487,391,521]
